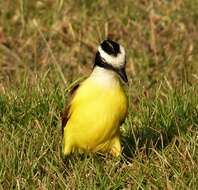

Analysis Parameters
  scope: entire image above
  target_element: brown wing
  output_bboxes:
[61,84,80,134]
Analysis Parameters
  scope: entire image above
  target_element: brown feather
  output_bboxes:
[61,84,80,134]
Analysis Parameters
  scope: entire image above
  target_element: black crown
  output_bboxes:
[101,40,121,56]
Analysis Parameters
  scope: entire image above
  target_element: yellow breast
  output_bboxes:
[63,76,128,155]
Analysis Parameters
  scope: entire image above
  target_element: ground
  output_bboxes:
[0,0,198,189]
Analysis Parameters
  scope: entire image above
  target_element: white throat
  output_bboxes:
[90,66,120,87]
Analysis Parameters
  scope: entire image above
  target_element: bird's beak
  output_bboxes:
[117,67,128,83]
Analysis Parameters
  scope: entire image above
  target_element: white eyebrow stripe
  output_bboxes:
[98,45,125,67]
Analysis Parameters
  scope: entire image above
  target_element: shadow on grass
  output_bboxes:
[121,126,180,160]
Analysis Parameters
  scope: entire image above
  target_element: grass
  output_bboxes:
[0,0,198,189]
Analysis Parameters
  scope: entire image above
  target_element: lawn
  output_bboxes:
[0,0,198,189]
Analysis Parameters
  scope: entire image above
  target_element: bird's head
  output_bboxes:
[94,39,128,83]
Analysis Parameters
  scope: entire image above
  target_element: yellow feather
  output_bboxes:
[63,71,128,156]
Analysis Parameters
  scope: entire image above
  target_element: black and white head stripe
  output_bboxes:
[98,40,125,67]
[101,40,120,56]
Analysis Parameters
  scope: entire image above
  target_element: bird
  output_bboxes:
[62,39,128,156]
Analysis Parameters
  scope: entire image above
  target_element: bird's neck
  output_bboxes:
[90,66,120,88]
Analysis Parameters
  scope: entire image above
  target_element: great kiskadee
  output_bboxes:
[62,39,128,156]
